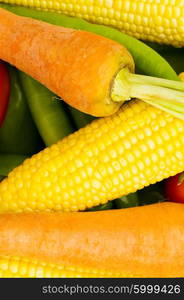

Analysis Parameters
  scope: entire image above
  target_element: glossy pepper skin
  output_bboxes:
[165,173,184,204]
[0,100,184,213]
[18,72,74,147]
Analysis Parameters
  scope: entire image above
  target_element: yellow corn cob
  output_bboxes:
[0,255,133,278]
[0,100,184,213]
[1,0,184,47]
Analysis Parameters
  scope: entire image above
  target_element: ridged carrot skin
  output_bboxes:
[0,100,184,213]
[0,202,184,278]
[0,8,134,117]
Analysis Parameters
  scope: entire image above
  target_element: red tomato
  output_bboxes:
[165,173,184,203]
[0,61,10,126]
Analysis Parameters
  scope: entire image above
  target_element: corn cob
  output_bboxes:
[0,256,126,278]
[1,0,184,47]
[0,100,184,213]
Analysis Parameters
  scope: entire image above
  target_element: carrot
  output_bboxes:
[0,8,134,117]
[0,202,184,278]
[1,8,184,119]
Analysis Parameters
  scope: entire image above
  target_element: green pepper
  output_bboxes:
[115,192,139,209]
[68,106,95,129]
[0,4,178,81]
[0,66,43,155]
[86,201,115,211]
[18,72,74,147]
[0,154,27,176]
[143,41,174,54]
[158,49,184,75]
[145,42,184,75]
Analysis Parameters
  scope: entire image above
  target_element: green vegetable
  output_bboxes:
[115,193,139,208]
[68,106,95,129]
[0,154,27,176]
[145,42,184,75]
[0,66,43,155]
[0,4,178,81]
[143,42,174,53]
[86,201,114,211]
[158,49,184,75]
[18,72,74,146]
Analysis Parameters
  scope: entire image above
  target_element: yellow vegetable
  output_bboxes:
[0,100,184,213]
[1,0,184,47]
[179,72,184,82]
[0,256,120,278]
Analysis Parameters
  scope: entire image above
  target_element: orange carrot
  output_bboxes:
[0,8,134,117]
[0,202,184,277]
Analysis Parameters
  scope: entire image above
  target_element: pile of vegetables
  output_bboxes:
[0,0,184,278]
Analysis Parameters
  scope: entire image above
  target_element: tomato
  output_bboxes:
[0,61,10,126]
[165,173,184,204]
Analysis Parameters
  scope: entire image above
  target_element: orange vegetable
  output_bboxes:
[0,202,184,278]
[0,8,134,117]
[1,8,184,119]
